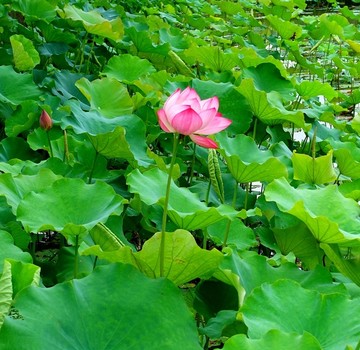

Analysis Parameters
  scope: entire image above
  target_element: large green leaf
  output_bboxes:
[296,80,338,101]
[183,45,238,71]
[242,279,360,350]
[217,133,288,183]
[0,263,202,350]
[339,179,360,201]
[287,44,324,78]
[88,126,147,166]
[60,100,131,135]
[5,100,39,137]
[103,54,156,84]
[75,77,133,116]
[12,0,57,22]
[127,168,237,230]
[0,169,62,213]
[6,259,40,297]
[10,35,40,71]
[137,230,223,285]
[321,243,360,286]
[0,197,16,230]
[332,142,360,180]
[0,258,39,330]
[265,178,360,244]
[0,66,41,105]
[266,15,303,40]
[242,63,295,101]
[207,218,257,250]
[272,220,324,269]
[237,47,288,76]
[0,231,32,274]
[53,71,89,104]
[159,27,190,51]
[214,251,343,297]
[222,330,322,350]
[312,13,347,39]
[60,101,152,166]
[0,137,41,162]
[126,27,170,64]
[60,5,124,41]
[0,261,12,330]
[55,246,94,283]
[200,310,242,339]
[81,245,138,265]
[236,78,308,129]
[292,151,337,184]
[17,178,125,235]
[83,230,224,286]
[194,280,239,322]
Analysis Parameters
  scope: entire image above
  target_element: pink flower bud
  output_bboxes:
[40,110,53,131]
[157,87,232,149]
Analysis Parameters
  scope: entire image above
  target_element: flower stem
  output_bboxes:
[203,181,212,249]
[222,180,238,248]
[244,182,250,210]
[187,143,197,185]
[252,118,258,141]
[46,131,53,158]
[74,235,79,279]
[159,133,180,277]
[88,149,99,184]
[63,129,70,163]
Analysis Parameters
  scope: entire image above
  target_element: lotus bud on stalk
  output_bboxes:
[39,110,53,131]
[157,87,232,149]
[40,109,54,157]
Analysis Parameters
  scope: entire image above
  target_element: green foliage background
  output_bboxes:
[0,0,360,348]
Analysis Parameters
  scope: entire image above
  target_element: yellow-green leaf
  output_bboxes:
[292,150,337,184]
[10,35,40,71]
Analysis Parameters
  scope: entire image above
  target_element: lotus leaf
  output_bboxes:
[242,279,360,350]
[217,133,288,183]
[17,178,125,235]
[0,263,202,350]
[265,178,360,244]
[222,330,322,350]
[127,168,237,230]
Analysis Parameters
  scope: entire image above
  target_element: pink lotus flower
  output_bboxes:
[157,87,232,149]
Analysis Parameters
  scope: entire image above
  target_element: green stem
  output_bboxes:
[46,131,53,158]
[188,143,197,185]
[311,126,317,159]
[93,256,98,271]
[85,38,95,75]
[59,234,65,249]
[159,134,180,277]
[30,233,36,261]
[231,181,238,208]
[63,129,70,163]
[222,180,238,248]
[205,180,211,206]
[88,149,99,184]
[202,181,212,249]
[77,33,88,73]
[244,182,250,210]
[222,220,232,249]
[333,171,341,185]
[74,235,79,279]
[355,336,360,350]
[252,118,258,141]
